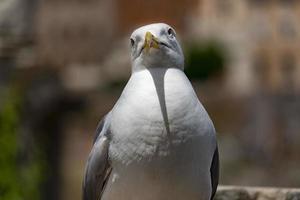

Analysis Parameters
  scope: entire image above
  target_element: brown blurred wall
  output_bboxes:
[115,0,199,34]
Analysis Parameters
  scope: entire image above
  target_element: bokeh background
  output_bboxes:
[1,0,300,199]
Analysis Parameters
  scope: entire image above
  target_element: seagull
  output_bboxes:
[83,23,219,200]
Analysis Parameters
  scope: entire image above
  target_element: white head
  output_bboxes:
[129,23,184,72]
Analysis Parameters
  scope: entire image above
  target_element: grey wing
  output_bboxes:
[210,146,219,200]
[83,113,112,200]
[93,114,110,144]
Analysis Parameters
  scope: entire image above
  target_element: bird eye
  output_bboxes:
[167,28,175,37]
[130,38,135,47]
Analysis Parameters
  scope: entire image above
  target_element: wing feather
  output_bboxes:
[210,146,219,200]
[83,113,111,200]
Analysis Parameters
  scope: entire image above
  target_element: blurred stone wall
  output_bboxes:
[35,0,116,67]
[0,0,37,88]
[115,0,198,34]
[215,186,300,200]
[192,0,300,96]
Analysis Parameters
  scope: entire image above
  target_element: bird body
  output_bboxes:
[83,23,219,200]
[103,67,216,200]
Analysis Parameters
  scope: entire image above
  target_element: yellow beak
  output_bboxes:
[143,31,160,53]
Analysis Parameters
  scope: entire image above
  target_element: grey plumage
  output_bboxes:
[83,114,111,200]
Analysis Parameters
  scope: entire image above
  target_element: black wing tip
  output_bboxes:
[210,146,219,200]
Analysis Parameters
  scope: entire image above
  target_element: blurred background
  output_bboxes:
[0,0,300,199]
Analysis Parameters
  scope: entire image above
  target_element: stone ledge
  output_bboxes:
[215,186,300,200]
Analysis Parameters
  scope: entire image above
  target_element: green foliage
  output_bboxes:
[0,90,22,200]
[184,41,226,81]
[0,89,44,200]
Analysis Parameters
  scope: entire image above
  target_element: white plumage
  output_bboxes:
[83,23,219,200]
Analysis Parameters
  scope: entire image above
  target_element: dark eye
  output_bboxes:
[130,38,135,47]
[167,28,175,37]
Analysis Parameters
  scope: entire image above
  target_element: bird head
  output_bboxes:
[129,23,184,71]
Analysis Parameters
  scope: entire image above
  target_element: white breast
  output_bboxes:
[110,67,215,161]
[105,68,216,200]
